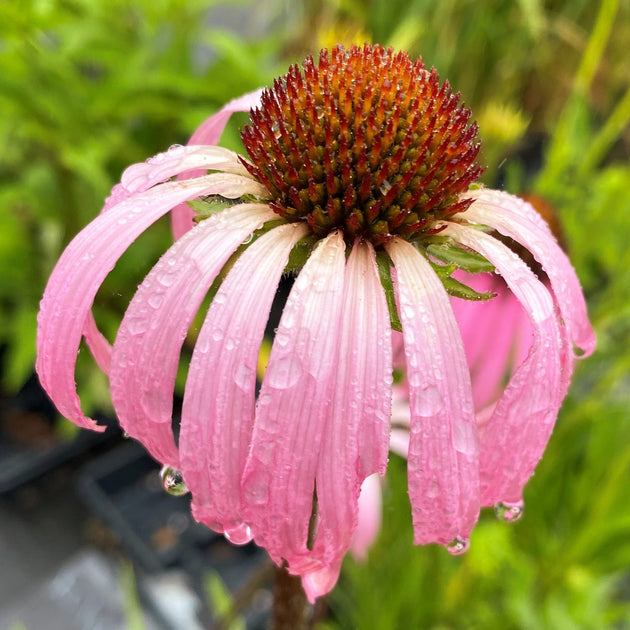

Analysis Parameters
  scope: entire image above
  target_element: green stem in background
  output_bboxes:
[209,562,276,630]
[536,0,619,192]
[578,84,630,175]
[272,564,308,630]
[52,157,83,247]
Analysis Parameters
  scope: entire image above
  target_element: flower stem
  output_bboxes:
[272,564,308,630]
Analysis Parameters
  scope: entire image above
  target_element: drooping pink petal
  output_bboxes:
[103,146,255,211]
[301,561,343,605]
[172,89,264,238]
[463,188,595,357]
[390,428,411,459]
[351,473,383,561]
[36,173,265,432]
[443,221,569,505]
[119,146,255,199]
[82,312,112,374]
[386,237,480,546]
[109,204,277,467]
[241,231,346,575]
[311,240,391,579]
[187,89,264,146]
[179,222,308,541]
[450,272,533,409]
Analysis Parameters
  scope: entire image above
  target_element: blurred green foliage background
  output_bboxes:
[1,0,629,628]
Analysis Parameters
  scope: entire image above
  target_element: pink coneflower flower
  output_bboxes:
[36,44,595,601]
[351,197,588,558]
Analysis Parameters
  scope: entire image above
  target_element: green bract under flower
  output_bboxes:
[241,44,483,246]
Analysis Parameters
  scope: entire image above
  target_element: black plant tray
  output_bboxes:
[76,440,217,572]
[0,373,119,493]
[76,441,272,628]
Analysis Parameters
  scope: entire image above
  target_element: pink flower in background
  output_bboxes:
[36,44,595,600]
[352,222,571,559]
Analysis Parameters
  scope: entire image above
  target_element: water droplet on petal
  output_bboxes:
[168,143,184,152]
[160,466,189,496]
[452,420,478,457]
[265,355,302,389]
[425,481,439,498]
[126,317,148,335]
[275,330,290,347]
[494,500,524,523]
[147,293,164,309]
[243,474,269,505]
[446,536,469,555]
[224,523,253,545]
[414,384,443,417]
[157,271,176,287]
[233,363,254,391]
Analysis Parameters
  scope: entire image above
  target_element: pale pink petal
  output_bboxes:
[389,428,411,459]
[386,237,480,546]
[301,562,343,604]
[187,90,264,146]
[120,146,255,197]
[391,330,406,367]
[109,204,277,467]
[172,89,264,238]
[443,221,569,505]
[36,173,264,432]
[351,474,383,561]
[449,273,498,373]
[311,240,391,574]
[242,231,346,573]
[463,188,596,357]
[180,222,308,539]
[390,386,411,457]
[103,145,256,211]
[451,273,533,409]
[82,312,112,374]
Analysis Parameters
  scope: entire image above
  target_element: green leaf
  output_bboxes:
[284,234,318,274]
[426,240,495,273]
[188,195,241,221]
[441,275,496,301]
[203,571,246,630]
[428,260,457,278]
[376,251,402,332]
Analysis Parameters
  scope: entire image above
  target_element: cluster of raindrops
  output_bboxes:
[443,501,525,557]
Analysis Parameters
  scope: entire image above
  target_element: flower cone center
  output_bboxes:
[241,44,483,246]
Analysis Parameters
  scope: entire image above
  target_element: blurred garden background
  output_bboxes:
[1,0,630,628]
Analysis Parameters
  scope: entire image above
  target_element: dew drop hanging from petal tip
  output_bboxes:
[224,522,253,545]
[160,465,189,496]
[494,500,524,523]
[446,536,470,555]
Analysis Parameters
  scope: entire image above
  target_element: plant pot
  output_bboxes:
[0,373,118,493]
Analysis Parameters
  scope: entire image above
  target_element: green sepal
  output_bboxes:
[441,275,496,301]
[429,260,457,278]
[284,234,318,275]
[188,193,264,222]
[376,251,402,332]
[426,239,495,273]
